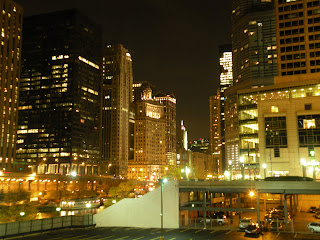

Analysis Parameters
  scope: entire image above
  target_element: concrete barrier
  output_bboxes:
[0,214,94,238]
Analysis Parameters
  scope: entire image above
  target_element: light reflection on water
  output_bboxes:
[37,206,104,219]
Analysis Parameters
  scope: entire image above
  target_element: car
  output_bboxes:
[245,223,263,235]
[315,212,320,219]
[200,214,227,225]
[270,221,284,232]
[308,222,320,233]
[239,218,253,229]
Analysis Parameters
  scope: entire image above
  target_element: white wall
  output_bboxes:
[94,180,179,228]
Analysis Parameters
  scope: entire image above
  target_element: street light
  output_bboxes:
[159,178,167,240]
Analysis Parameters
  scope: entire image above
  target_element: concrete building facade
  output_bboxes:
[101,44,133,177]
[128,88,166,181]
[154,93,177,167]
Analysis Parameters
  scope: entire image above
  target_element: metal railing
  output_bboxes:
[0,214,94,238]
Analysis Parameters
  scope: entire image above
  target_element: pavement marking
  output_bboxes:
[114,236,129,240]
[168,238,176,240]
[86,235,104,239]
[137,229,145,231]
[100,235,115,239]
[50,235,76,239]
[180,228,189,232]
[226,230,233,234]
[195,229,202,233]
[210,230,217,234]
[132,237,144,240]
[151,228,160,232]
[294,233,297,238]
[165,229,175,232]
[62,235,88,239]
[276,232,281,238]
[150,237,160,240]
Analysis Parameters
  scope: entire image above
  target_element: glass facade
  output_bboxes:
[16,9,102,175]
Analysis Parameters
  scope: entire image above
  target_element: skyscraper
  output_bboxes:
[17,9,102,175]
[0,0,23,171]
[224,0,278,176]
[128,87,165,181]
[154,93,177,166]
[275,0,317,76]
[209,45,233,174]
[232,0,277,86]
[101,44,133,177]
[209,93,222,175]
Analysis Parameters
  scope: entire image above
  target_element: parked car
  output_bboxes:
[239,218,253,229]
[245,223,263,235]
[270,221,284,232]
[200,214,227,225]
[308,222,320,233]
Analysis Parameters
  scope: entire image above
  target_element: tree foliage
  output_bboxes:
[0,190,38,223]
[108,180,136,199]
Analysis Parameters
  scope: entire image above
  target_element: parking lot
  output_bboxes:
[184,209,320,234]
[11,227,320,240]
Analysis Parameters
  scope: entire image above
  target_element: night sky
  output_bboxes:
[15,0,232,141]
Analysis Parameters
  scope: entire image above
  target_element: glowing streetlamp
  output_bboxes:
[159,178,168,240]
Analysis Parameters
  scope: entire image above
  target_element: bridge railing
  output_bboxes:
[0,214,94,238]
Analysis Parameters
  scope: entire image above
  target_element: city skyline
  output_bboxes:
[14,0,232,140]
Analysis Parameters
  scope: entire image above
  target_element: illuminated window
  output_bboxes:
[271,106,279,113]
[303,119,316,129]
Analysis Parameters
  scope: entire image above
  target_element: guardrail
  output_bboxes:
[0,214,94,239]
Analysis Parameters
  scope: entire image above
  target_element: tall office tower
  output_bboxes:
[209,93,222,175]
[0,0,22,171]
[128,88,165,181]
[275,0,319,76]
[225,0,278,177]
[17,9,102,175]
[154,93,176,166]
[232,0,277,86]
[101,44,133,177]
[216,45,233,173]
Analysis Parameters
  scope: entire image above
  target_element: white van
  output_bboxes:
[308,222,320,233]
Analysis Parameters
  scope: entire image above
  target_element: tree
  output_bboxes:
[0,190,38,223]
[108,180,136,199]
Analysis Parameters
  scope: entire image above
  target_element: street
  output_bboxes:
[15,227,320,240]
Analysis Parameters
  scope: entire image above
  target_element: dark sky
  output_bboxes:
[15,0,232,141]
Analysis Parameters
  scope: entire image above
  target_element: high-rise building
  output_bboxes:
[210,45,233,174]
[225,0,278,175]
[128,87,165,181]
[154,93,177,166]
[17,9,102,175]
[0,0,23,171]
[209,93,222,175]
[275,0,319,76]
[232,0,277,86]
[101,44,133,177]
